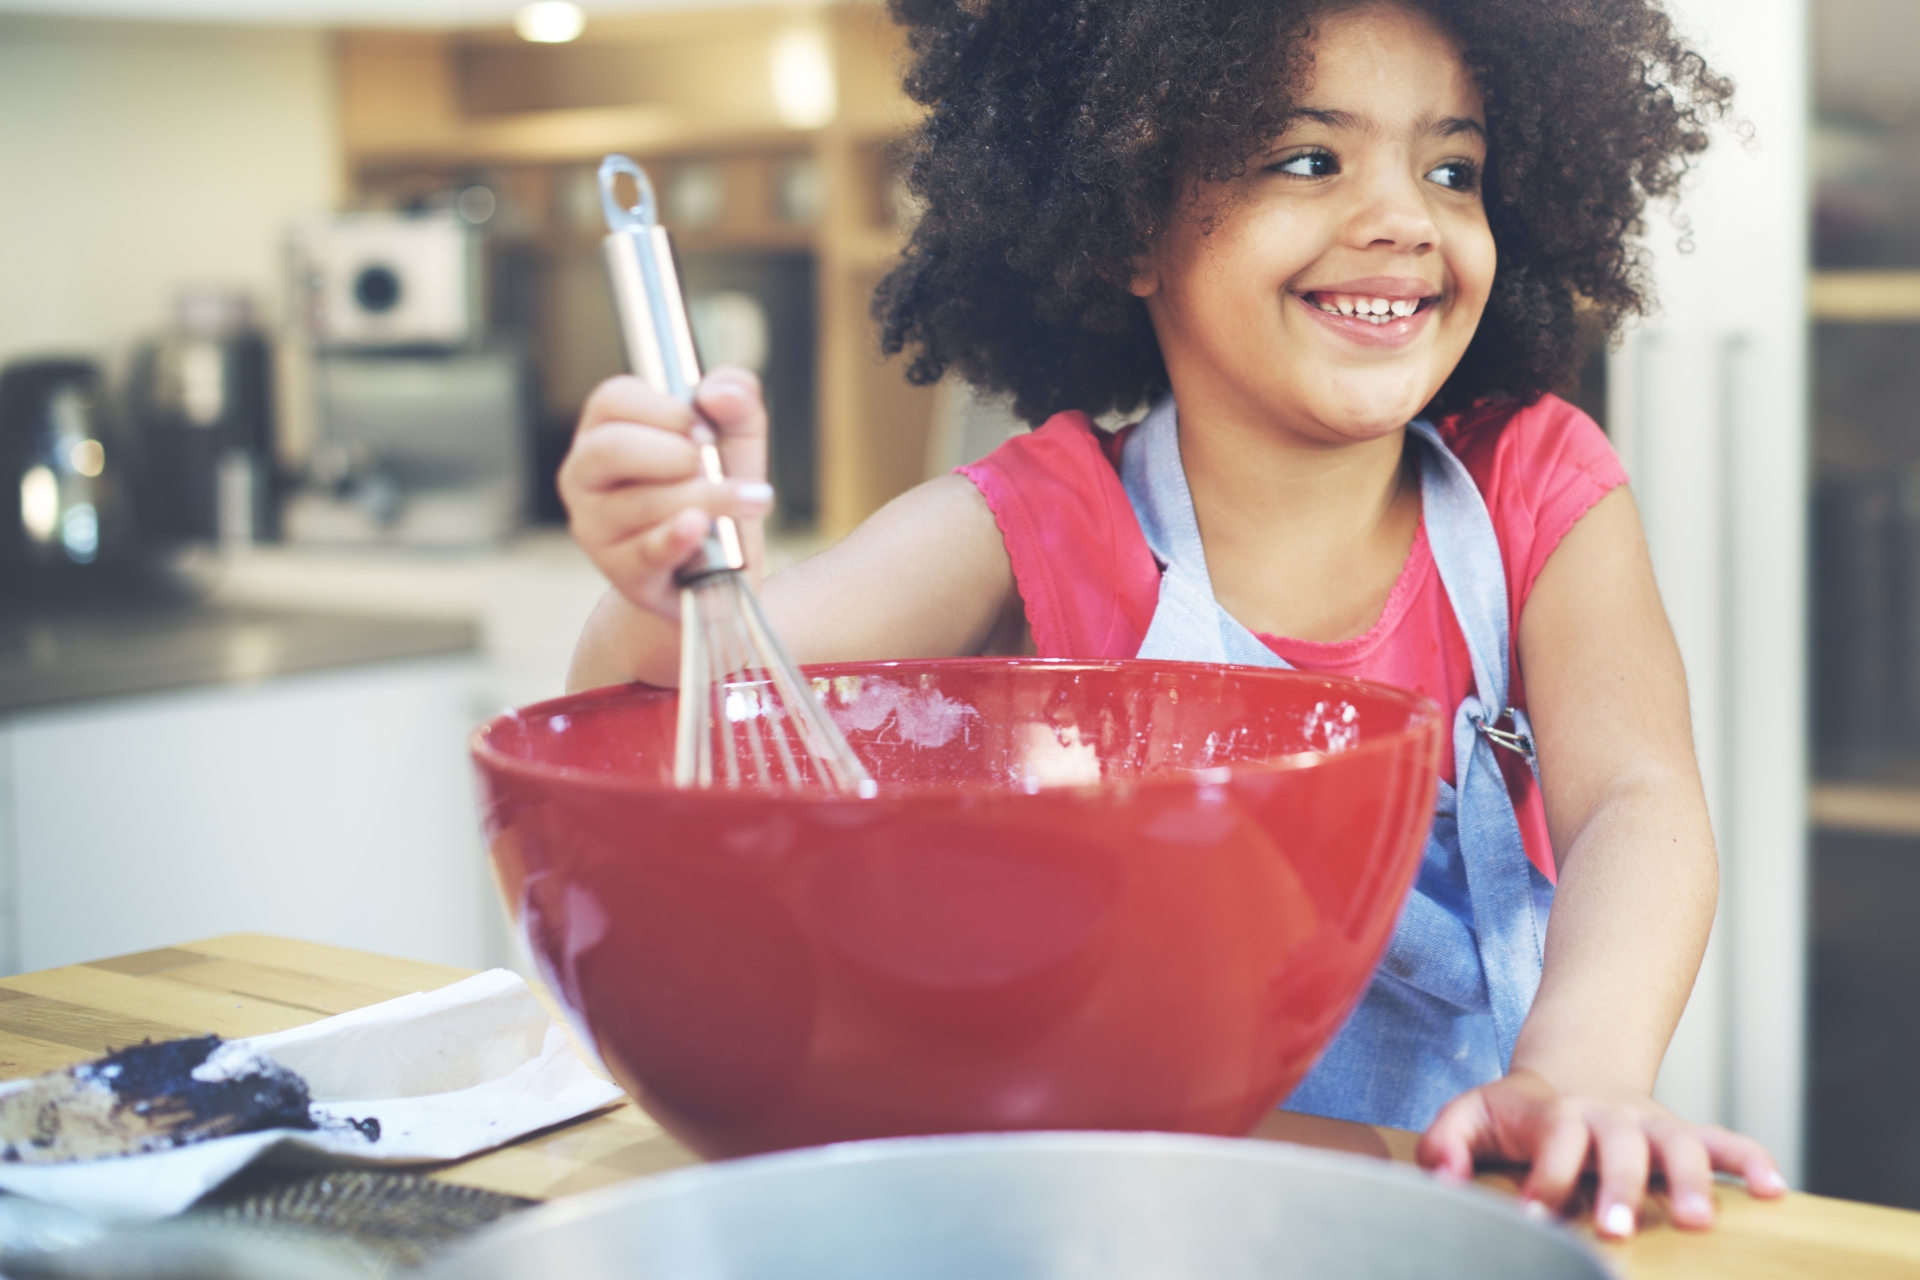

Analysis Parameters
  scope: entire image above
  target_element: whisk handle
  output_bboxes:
[600,155,745,582]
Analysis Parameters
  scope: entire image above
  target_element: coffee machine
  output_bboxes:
[123,288,276,549]
[285,209,530,546]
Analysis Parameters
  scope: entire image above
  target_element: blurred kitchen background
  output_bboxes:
[0,0,1914,1213]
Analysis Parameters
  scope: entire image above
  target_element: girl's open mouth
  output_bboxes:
[1297,291,1441,326]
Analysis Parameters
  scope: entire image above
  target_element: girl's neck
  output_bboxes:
[1175,398,1423,644]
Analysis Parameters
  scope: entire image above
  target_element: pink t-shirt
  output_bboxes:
[958,395,1629,881]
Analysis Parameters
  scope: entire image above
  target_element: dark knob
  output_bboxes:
[353,264,402,314]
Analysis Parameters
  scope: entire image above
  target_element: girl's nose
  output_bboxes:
[1344,168,1439,253]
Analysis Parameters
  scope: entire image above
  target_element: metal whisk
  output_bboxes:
[598,154,872,795]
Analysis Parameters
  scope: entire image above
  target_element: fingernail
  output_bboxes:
[1599,1203,1634,1238]
[1756,1169,1787,1195]
[1678,1192,1714,1222]
[735,481,774,506]
[1520,1198,1549,1222]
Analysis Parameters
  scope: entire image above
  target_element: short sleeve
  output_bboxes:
[957,413,1160,658]
[1442,395,1629,622]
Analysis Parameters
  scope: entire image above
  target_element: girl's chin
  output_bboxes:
[1282,336,1461,422]
[1298,380,1448,438]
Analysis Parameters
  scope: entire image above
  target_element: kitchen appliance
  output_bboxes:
[124,290,276,548]
[472,659,1443,1158]
[0,359,128,593]
[599,153,865,792]
[425,1132,1607,1280]
[292,212,482,351]
[285,348,531,547]
[286,208,526,547]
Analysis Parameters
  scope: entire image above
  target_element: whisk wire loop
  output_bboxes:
[704,583,743,791]
[723,586,777,789]
[736,585,869,794]
[674,588,707,788]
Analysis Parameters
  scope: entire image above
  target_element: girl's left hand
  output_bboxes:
[1416,1068,1788,1238]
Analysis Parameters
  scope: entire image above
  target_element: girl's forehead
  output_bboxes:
[1292,3,1483,123]
[1305,0,1455,45]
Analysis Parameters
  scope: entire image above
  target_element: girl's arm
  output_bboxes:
[1415,486,1785,1234]
[565,372,1018,691]
[758,474,1026,664]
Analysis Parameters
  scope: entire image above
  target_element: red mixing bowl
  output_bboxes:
[471,659,1442,1159]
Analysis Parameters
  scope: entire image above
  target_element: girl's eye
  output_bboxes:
[1272,149,1338,179]
[1425,160,1481,193]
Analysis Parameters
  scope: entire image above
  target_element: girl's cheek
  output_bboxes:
[1447,224,1498,310]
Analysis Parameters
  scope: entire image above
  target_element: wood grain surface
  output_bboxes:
[4,933,1916,1280]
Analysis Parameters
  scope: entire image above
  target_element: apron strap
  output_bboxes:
[1121,397,1293,669]
[1407,419,1508,719]
[1407,419,1546,1065]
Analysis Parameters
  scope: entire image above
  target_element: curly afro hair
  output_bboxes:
[873,0,1734,425]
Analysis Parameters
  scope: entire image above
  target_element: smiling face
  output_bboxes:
[1131,2,1495,446]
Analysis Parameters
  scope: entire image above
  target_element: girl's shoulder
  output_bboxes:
[967,409,1123,477]
[957,410,1133,530]
[1438,394,1624,495]
[1437,394,1630,603]
[957,411,1158,657]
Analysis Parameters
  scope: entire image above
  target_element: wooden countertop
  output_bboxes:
[3,933,1916,1280]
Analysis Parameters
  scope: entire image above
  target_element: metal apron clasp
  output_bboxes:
[1471,707,1536,764]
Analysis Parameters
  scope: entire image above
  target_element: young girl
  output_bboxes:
[560,0,1787,1238]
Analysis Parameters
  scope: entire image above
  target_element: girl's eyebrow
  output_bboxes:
[1283,107,1487,141]
[1428,116,1487,140]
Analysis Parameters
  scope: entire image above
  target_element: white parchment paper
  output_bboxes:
[0,970,625,1221]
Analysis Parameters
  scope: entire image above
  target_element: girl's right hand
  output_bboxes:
[558,368,776,620]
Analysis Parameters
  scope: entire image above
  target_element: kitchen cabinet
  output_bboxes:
[0,603,501,976]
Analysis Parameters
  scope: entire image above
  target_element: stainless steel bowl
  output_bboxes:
[425,1131,1607,1279]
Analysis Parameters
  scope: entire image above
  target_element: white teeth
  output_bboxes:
[1306,293,1428,323]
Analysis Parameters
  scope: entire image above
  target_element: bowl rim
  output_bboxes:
[470,657,1445,802]
[421,1130,1607,1280]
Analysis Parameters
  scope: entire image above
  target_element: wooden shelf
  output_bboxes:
[1810,271,1920,322]
[1810,782,1920,836]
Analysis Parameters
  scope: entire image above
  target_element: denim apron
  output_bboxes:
[1119,396,1554,1131]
